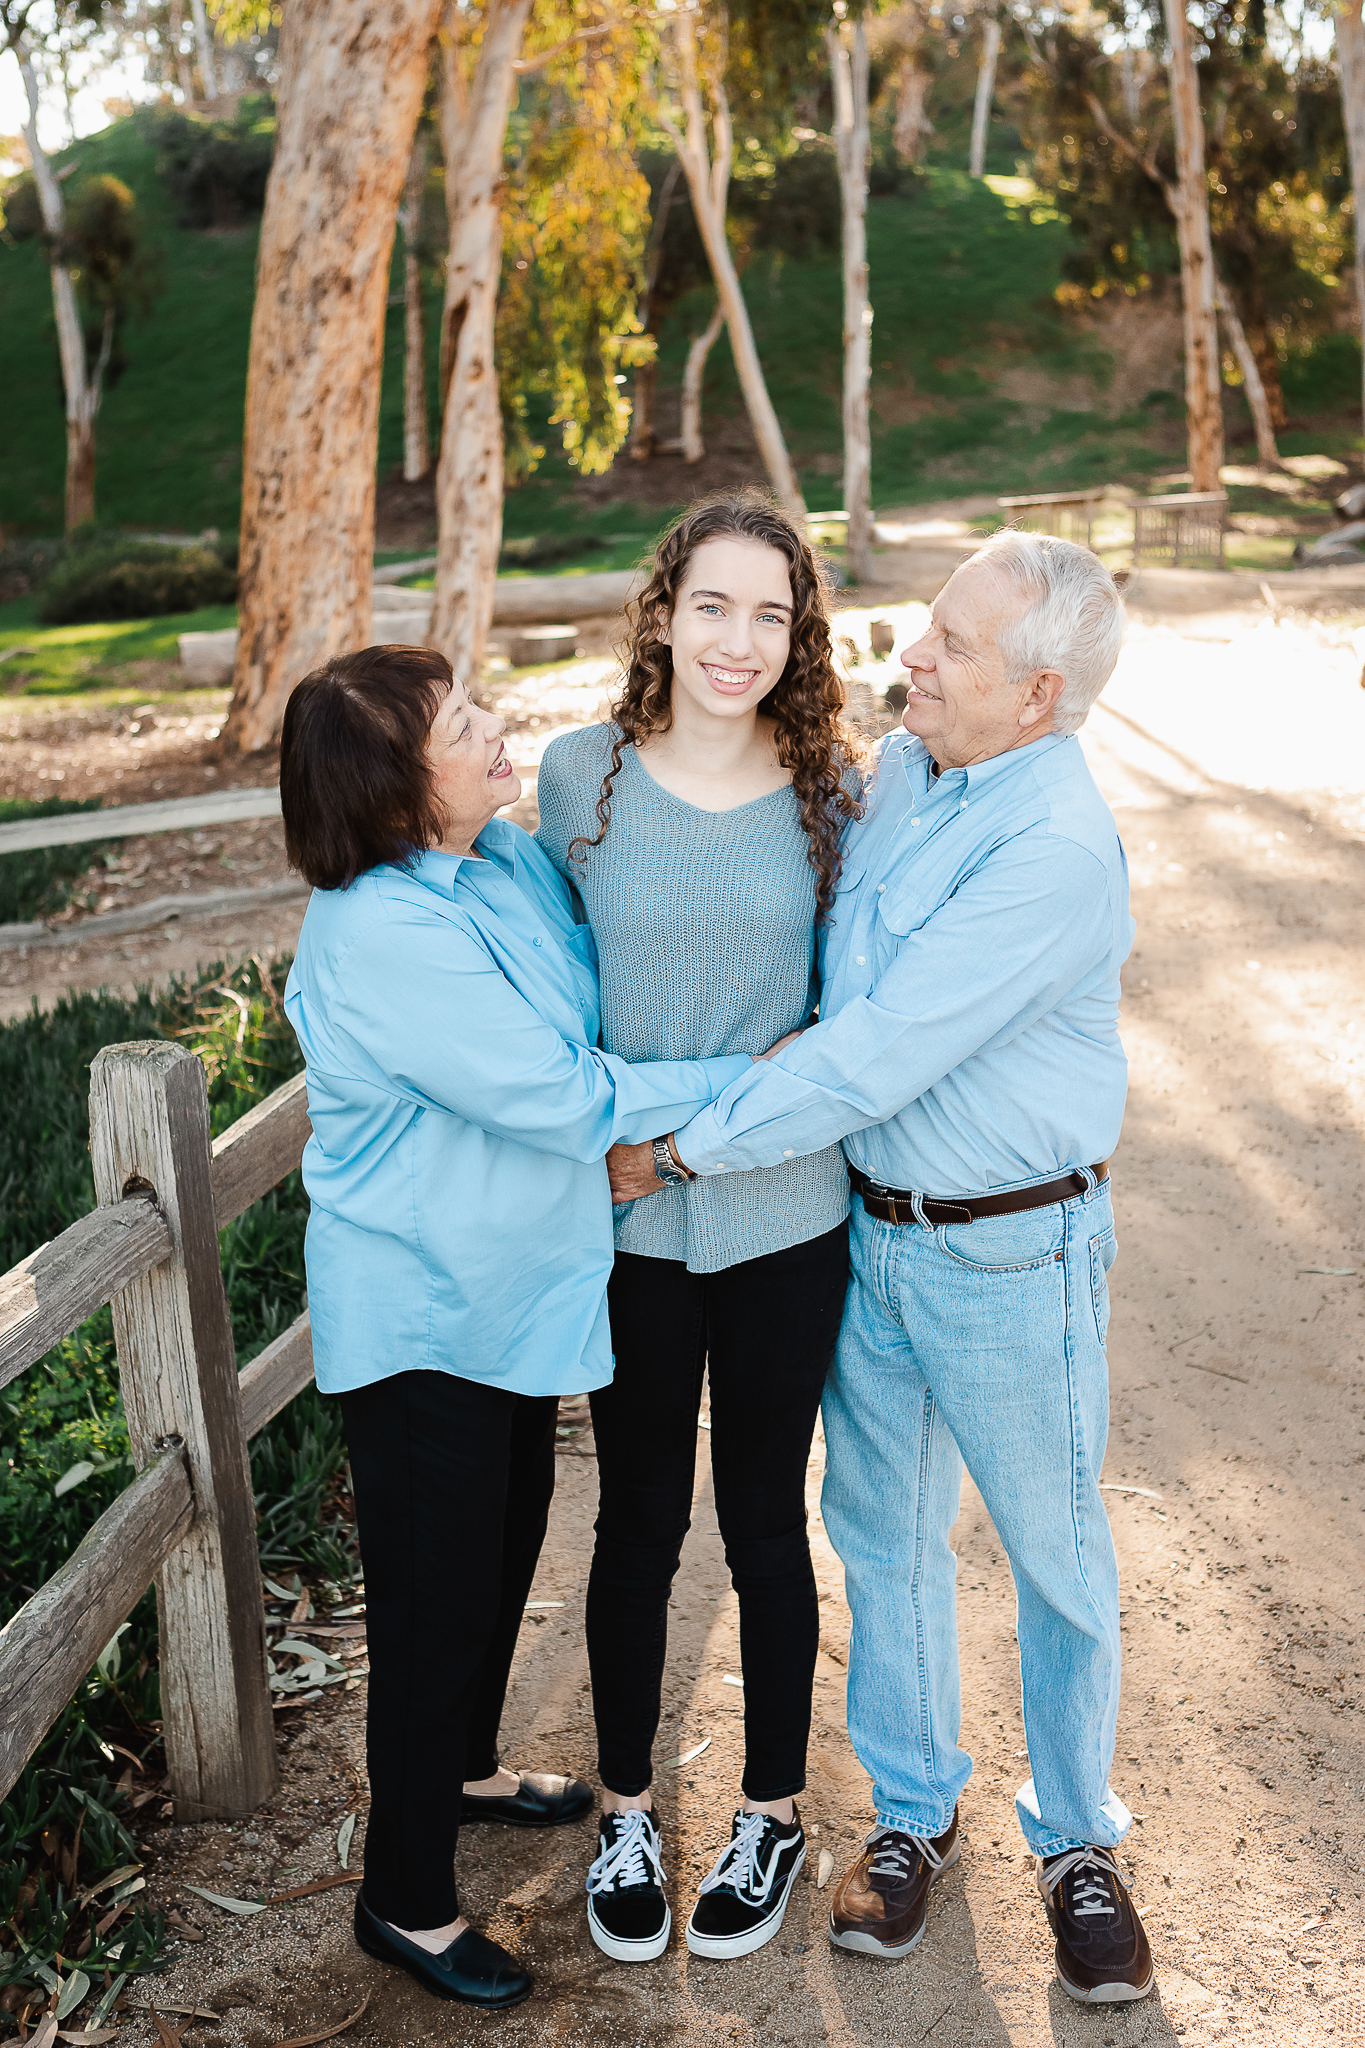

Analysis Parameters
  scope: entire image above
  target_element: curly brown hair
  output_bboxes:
[568,488,864,921]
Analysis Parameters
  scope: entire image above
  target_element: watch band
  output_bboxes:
[652,1134,694,1186]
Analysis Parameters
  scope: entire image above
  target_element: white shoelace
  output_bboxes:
[586,1809,666,1897]
[866,1826,951,1884]
[698,1811,789,1905]
[1040,1846,1126,1919]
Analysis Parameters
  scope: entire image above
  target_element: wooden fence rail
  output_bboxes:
[0,1046,315,1819]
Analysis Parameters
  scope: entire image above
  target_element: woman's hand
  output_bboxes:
[759,1027,804,1060]
[607,1140,668,1203]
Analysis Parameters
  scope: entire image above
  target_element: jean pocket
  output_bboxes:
[937,1204,1066,1272]
[1090,1225,1117,1345]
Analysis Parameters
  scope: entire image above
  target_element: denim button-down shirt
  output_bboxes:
[674,730,1134,1198]
[284,821,750,1397]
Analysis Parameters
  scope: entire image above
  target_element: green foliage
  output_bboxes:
[144,103,276,231]
[3,163,163,395]
[37,539,237,626]
[0,958,349,2029]
[0,796,111,927]
[1282,332,1363,414]
[0,539,67,605]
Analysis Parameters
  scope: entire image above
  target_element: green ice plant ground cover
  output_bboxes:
[0,958,351,2033]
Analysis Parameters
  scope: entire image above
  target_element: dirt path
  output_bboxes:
[7,590,1365,2046]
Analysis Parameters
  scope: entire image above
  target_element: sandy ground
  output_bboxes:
[5,569,1365,2046]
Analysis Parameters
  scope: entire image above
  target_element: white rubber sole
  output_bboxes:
[828,1838,961,1958]
[685,1846,807,1959]
[1056,1963,1156,2005]
[587,1899,672,1964]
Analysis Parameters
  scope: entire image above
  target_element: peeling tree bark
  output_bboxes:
[680,301,725,461]
[829,21,873,582]
[227,0,441,754]
[401,131,431,483]
[1335,0,1365,441]
[1162,0,1223,491]
[969,15,1000,180]
[658,8,806,523]
[428,0,532,689]
[17,43,102,534]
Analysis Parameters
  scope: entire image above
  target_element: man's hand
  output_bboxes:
[607,1139,668,1203]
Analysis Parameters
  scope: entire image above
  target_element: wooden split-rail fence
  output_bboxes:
[0,1043,315,1821]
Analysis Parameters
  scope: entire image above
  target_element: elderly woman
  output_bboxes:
[280,645,754,2013]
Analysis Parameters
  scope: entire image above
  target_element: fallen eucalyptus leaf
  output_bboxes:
[87,1973,127,2031]
[127,2006,221,2022]
[722,1674,744,1688]
[182,1884,268,1916]
[273,1640,346,1670]
[55,1460,95,1498]
[816,1849,835,1889]
[267,1873,362,1906]
[336,1814,356,1869]
[74,1862,143,1908]
[27,2016,59,2048]
[57,2030,119,2043]
[666,1737,711,1769]
[523,1600,565,1610]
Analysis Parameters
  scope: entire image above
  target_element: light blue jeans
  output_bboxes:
[821,1174,1132,1857]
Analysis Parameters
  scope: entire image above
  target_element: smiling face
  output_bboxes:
[425,678,521,856]
[897,562,1065,770]
[661,536,794,725]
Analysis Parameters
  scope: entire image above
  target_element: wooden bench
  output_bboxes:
[1132,491,1228,568]
[996,489,1106,548]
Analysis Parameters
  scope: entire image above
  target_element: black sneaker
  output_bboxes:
[686,1806,807,1960]
[586,1807,671,1963]
[1036,1846,1155,2004]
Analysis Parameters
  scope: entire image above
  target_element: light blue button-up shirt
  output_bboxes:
[284,820,750,1398]
[674,729,1134,1198]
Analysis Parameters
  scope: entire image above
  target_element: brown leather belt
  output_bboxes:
[847,1159,1109,1228]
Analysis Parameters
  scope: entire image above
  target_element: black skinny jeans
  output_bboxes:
[339,1370,558,1929]
[586,1223,849,1803]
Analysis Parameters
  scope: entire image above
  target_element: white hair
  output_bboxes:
[966,529,1126,733]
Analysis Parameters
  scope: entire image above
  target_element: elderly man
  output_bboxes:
[609,531,1152,2004]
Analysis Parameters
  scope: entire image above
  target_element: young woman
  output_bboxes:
[536,490,863,1964]
[280,646,756,2012]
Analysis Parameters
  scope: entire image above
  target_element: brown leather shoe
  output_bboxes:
[1036,1847,1155,2003]
[828,1811,960,1958]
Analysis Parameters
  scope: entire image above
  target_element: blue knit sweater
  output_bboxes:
[536,723,850,1272]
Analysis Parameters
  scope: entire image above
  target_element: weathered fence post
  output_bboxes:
[89,1042,277,1819]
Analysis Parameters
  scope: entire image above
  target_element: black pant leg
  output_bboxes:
[463,1392,560,1781]
[340,1368,517,1929]
[707,1223,850,1801]
[585,1254,707,1795]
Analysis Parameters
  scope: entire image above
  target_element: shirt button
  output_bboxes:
[783,1149,795,1157]
[877,883,886,893]
[532,936,543,946]
[911,819,922,831]
[960,797,969,809]
[855,956,866,966]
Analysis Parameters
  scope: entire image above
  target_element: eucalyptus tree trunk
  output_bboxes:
[1162,0,1223,491]
[227,0,441,753]
[17,44,102,533]
[828,20,873,581]
[168,0,196,103]
[1215,283,1280,467]
[187,0,218,99]
[429,0,533,688]
[659,8,806,522]
[680,302,725,461]
[969,15,1000,179]
[401,132,431,482]
[894,55,934,162]
[1335,0,1365,440]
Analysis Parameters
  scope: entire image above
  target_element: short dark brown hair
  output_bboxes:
[280,644,454,890]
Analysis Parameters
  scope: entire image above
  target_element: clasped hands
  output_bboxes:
[606,1027,803,1204]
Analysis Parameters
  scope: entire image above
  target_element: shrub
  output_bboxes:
[0,537,66,604]
[145,103,275,230]
[36,540,237,625]
[0,796,111,927]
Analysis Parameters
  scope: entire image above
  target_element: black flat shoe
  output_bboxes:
[354,1892,531,2009]
[460,1769,594,1829]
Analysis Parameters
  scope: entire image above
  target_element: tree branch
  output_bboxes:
[1083,88,1171,201]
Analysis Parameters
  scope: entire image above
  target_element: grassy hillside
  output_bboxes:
[2,112,1360,544]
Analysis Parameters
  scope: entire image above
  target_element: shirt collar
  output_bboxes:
[404,820,521,899]
[899,729,1073,792]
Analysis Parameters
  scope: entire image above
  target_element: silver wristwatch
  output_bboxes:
[652,1134,694,1186]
